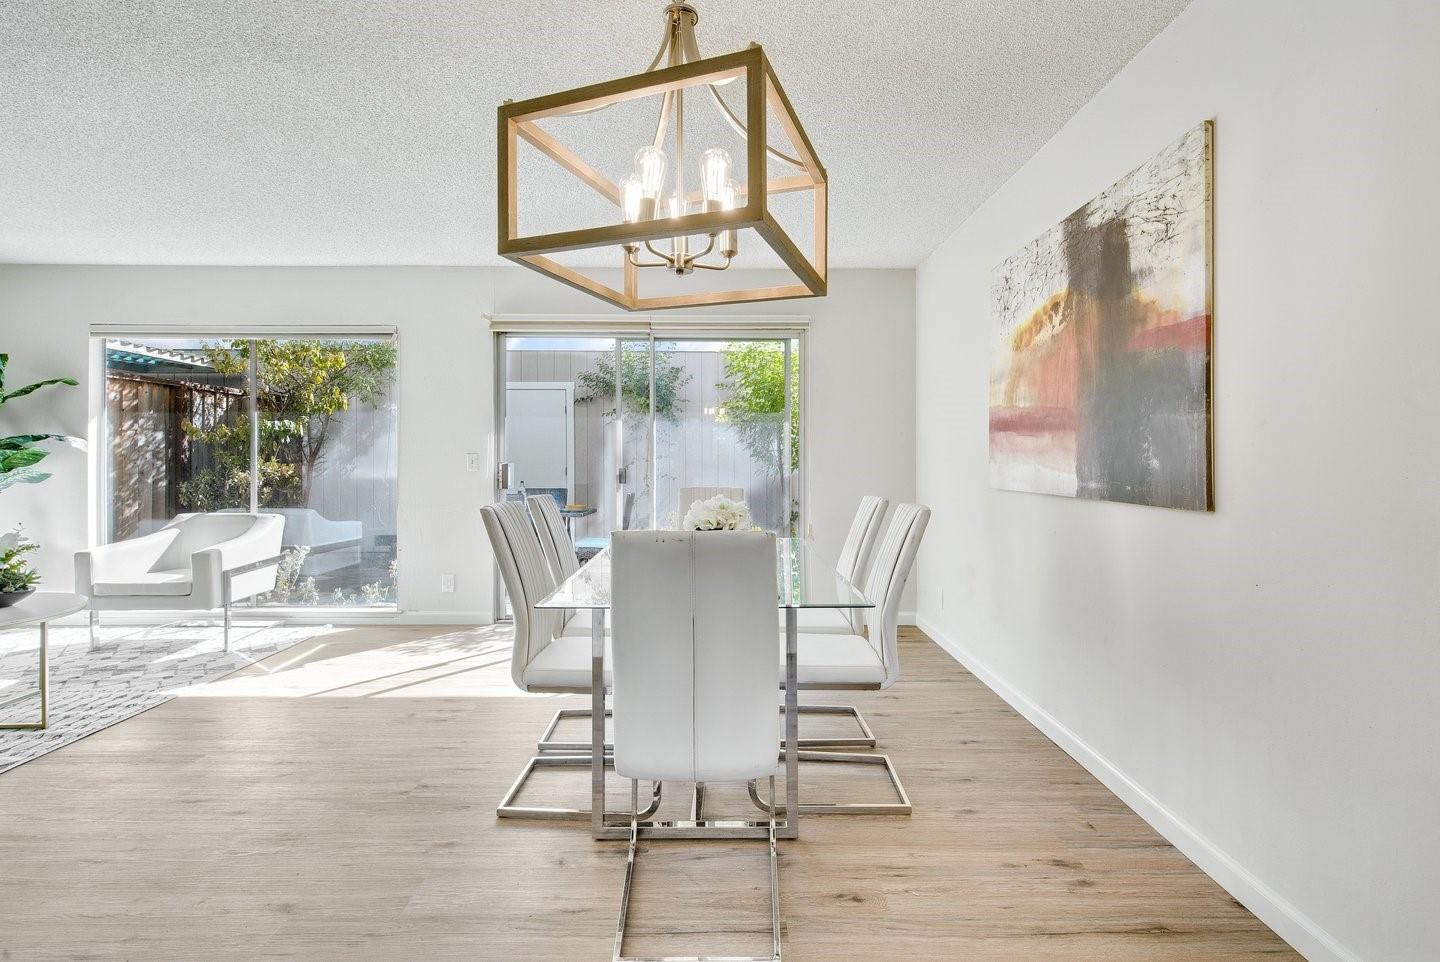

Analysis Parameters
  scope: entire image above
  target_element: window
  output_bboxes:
[102,334,399,609]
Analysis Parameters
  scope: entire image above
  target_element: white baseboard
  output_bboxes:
[899,609,918,626]
[915,614,1361,962]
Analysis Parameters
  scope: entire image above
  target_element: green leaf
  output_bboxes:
[0,433,67,450]
[0,377,79,405]
[0,448,48,473]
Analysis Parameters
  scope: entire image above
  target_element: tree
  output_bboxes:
[574,346,691,518]
[573,345,689,421]
[180,339,397,511]
[0,353,78,492]
[717,342,799,475]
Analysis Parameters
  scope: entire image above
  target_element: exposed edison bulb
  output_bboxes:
[720,178,740,258]
[700,148,732,211]
[620,177,645,224]
[720,178,739,210]
[632,146,667,199]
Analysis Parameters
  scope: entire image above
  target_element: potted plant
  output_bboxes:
[0,528,40,606]
[0,353,79,493]
[0,352,80,598]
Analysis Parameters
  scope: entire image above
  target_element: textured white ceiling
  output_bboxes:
[0,1,1189,268]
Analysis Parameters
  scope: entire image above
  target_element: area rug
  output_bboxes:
[0,621,328,774]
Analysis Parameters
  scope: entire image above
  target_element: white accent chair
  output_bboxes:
[485,501,637,820]
[778,503,930,815]
[75,512,285,651]
[610,529,782,962]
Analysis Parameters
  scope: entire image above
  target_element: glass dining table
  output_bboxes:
[536,537,873,840]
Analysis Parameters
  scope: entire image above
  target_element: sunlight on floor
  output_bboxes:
[180,623,554,699]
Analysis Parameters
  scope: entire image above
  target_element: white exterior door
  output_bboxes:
[505,382,574,498]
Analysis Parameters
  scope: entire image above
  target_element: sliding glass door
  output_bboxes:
[101,333,399,609]
[652,338,799,535]
[497,330,801,543]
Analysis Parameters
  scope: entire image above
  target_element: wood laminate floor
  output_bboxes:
[0,624,1299,961]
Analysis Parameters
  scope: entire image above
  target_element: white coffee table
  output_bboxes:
[0,592,88,730]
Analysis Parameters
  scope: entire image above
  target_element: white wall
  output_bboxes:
[0,265,914,621]
[913,1,1439,960]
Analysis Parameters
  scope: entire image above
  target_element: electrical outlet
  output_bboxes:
[440,573,456,593]
[466,452,483,472]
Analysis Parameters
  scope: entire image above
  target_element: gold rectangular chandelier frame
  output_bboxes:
[498,44,827,311]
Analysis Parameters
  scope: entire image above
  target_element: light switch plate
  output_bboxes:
[440,573,456,593]
[466,452,483,472]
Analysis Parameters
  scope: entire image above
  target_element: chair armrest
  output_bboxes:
[74,530,175,587]
[190,518,285,605]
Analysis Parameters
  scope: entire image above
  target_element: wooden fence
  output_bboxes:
[107,374,240,540]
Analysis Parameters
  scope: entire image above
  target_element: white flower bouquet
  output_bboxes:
[681,495,752,531]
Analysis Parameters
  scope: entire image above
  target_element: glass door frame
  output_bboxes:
[491,318,808,620]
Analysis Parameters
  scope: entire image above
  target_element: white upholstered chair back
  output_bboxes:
[835,495,888,631]
[156,512,273,570]
[837,496,888,585]
[860,503,931,689]
[481,501,564,692]
[611,530,780,784]
[526,494,580,584]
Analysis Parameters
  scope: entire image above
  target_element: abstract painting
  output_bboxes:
[989,121,1212,511]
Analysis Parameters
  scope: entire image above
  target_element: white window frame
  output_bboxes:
[89,323,402,615]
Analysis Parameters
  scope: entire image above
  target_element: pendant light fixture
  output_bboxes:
[498,2,827,311]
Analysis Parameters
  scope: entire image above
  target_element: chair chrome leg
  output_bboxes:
[749,750,913,816]
[783,704,877,749]
[88,609,98,648]
[768,774,781,962]
[223,603,231,653]
[497,754,660,821]
[613,776,783,962]
[538,706,614,753]
[612,780,640,962]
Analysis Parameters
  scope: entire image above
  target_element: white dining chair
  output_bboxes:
[772,503,930,815]
[609,528,782,962]
[484,501,653,821]
[793,494,888,634]
[524,493,612,754]
[526,493,579,585]
[782,495,888,750]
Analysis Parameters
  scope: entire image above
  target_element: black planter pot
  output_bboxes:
[0,588,36,608]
